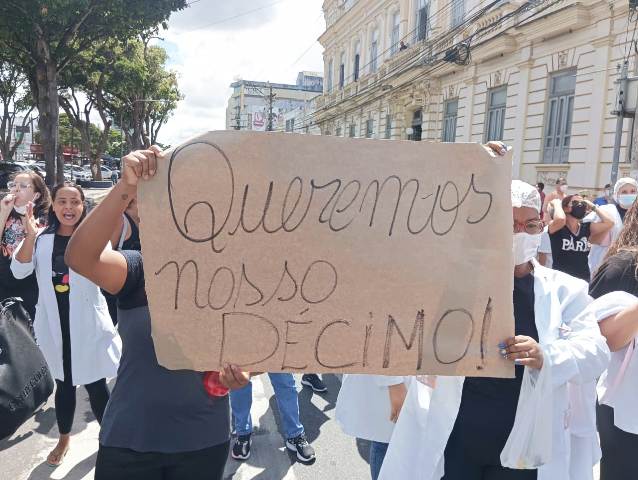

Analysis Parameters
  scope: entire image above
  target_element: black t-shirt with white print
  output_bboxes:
[549,222,591,281]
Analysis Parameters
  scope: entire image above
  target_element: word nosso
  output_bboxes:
[166,141,495,253]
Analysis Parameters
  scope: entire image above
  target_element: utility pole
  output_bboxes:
[631,41,638,178]
[266,82,276,131]
[611,61,628,185]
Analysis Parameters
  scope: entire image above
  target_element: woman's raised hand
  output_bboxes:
[21,202,38,239]
[0,193,15,214]
[122,145,162,186]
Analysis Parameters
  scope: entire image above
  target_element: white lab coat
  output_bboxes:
[565,292,635,480]
[379,262,610,480]
[11,233,121,385]
[336,374,409,443]
[585,204,623,276]
[593,291,638,434]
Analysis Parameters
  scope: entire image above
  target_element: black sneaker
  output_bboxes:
[231,434,252,460]
[301,374,327,393]
[285,433,315,463]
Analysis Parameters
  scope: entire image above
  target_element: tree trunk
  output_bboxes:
[35,48,60,186]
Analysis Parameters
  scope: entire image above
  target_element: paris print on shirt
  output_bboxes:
[561,235,590,253]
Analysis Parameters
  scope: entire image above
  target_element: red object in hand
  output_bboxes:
[203,371,229,397]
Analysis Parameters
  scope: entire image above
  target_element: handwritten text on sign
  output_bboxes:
[138,131,514,377]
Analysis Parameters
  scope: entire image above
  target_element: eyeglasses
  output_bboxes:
[7,181,33,191]
[513,219,544,235]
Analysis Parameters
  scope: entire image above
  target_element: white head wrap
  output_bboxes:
[613,177,638,198]
[511,180,541,213]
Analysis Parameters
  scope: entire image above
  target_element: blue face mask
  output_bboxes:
[617,194,637,209]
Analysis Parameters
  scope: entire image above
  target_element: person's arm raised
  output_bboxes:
[65,147,160,294]
[586,200,614,242]
[548,198,566,234]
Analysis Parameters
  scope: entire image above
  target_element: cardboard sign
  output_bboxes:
[138,131,514,377]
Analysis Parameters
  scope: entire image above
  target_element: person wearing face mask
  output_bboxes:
[585,177,638,277]
[378,180,610,480]
[542,177,568,216]
[11,183,121,467]
[0,171,51,319]
[547,194,613,281]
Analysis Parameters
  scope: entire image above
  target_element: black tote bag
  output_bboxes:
[0,298,54,440]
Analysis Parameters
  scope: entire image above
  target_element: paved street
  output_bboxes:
[0,374,371,480]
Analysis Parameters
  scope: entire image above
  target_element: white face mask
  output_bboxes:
[13,204,27,215]
[513,232,542,266]
[616,193,637,209]
[559,185,568,193]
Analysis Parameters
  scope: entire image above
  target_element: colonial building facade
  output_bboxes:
[315,0,636,192]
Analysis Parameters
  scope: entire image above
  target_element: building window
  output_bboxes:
[353,41,360,81]
[385,114,392,139]
[336,126,342,137]
[370,30,379,73]
[451,0,465,28]
[365,119,374,138]
[285,118,295,132]
[484,86,507,142]
[409,110,422,141]
[416,0,428,42]
[543,70,576,164]
[390,11,400,56]
[327,59,333,92]
[349,123,356,137]
[339,52,345,88]
[442,99,458,142]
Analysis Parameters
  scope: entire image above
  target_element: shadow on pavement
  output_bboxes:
[27,451,97,480]
[0,431,34,453]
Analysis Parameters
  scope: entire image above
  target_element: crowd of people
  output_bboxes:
[1,142,638,480]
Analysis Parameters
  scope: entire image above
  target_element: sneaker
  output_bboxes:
[285,433,315,463]
[301,374,327,393]
[231,434,252,460]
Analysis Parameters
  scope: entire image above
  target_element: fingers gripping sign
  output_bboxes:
[122,146,162,186]
[499,335,544,370]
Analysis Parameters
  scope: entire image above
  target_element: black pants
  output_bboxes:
[54,378,110,435]
[443,425,537,480]
[95,442,230,480]
[598,402,638,480]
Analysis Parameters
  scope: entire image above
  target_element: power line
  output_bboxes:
[312,0,503,121]
[172,0,290,35]
[294,0,563,133]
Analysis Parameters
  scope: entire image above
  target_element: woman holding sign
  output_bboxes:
[65,147,251,480]
[378,180,610,480]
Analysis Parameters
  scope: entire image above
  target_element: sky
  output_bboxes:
[157,0,326,146]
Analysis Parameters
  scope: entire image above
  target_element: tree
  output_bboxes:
[0,0,187,185]
[107,37,181,150]
[0,57,35,161]
[59,43,117,180]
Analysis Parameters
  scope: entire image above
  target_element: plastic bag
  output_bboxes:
[500,362,553,469]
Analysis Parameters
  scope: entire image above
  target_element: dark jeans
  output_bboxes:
[95,442,230,480]
[597,402,638,480]
[54,378,109,435]
[369,441,389,480]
